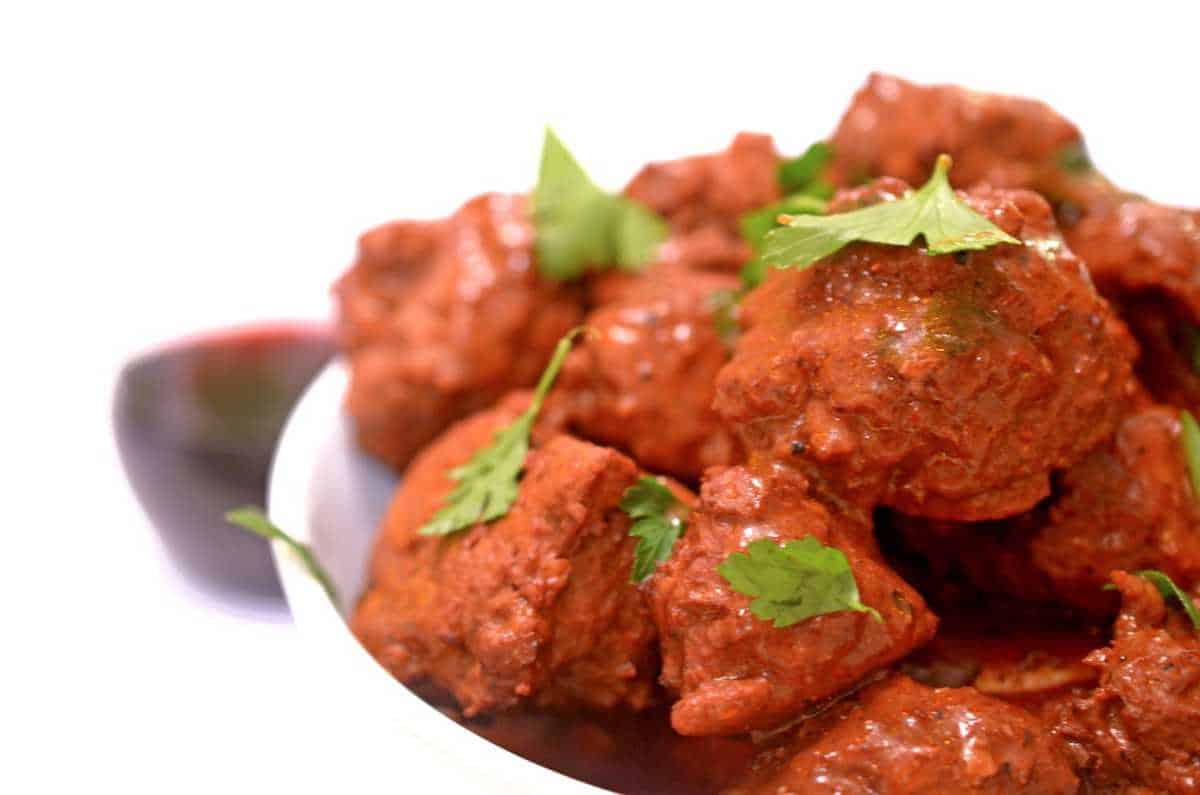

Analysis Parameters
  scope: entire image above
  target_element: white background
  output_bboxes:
[3,2,1197,792]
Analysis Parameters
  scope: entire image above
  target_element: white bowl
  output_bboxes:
[268,361,608,794]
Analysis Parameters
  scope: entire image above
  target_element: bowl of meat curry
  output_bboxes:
[252,73,1200,794]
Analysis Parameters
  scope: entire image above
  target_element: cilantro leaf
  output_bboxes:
[777,141,835,197]
[418,329,581,537]
[740,194,827,288]
[1116,570,1200,630]
[707,287,742,346]
[1181,410,1200,500]
[621,477,688,583]
[532,128,668,281]
[225,506,338,601]
[717,537,882,628]
[1189,327,1200,375]
[762,154,1020,273]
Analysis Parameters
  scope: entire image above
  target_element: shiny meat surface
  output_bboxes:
[715,181,1137,520]
[553,262,742,481]
[896,406,1200,615]
[828,72,1097,203]
[1033,406,1200,611]
[1064,197,1200,322]
[649,463,937,736]
[1117,292,1200,414]
[335,193,583,470]
[726,675,1079,795]
[623,132,780,272]
[1048,572,1200,793]
[352,394,658,715]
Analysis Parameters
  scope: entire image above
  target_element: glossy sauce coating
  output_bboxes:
[553,261,742,482]
[650,463,937,736]
[1064,197,1200,322]
[623,132,780,273]
[896,405,1200,616]
[828,72,1099,204]
[336,78,1200,794]
[335,193,583,470]
[726,675,1079,795]
[716,181,1137,520]
[352,394,658,715]
[1047,572,1200,793]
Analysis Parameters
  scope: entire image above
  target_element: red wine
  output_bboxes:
[114,323,335,597]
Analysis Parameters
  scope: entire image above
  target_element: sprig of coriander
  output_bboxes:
[1105,570,1200,630]
[717,537,882,629]
[532,128,668,281]
[1181,410,1200,500]
[761,154,1020,273]
[777,141,835,197]
[739,141,833,289]
[621,477,688,583]
[418,328,582,537]
[225,506,338,601]
[740,194,827,288]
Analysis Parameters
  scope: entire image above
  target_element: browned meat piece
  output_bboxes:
[649,463,937,736]
[726,675,1079,795]
[1047,571,1200,793]
[553,262,742,482]
[892,509,1063,608]
[715,180,1137,520]
[623,132,781,273]
[334,193,584,470]
[1065,197,1200,321]
[1063,198,1200,414]
[828,72,1102,205]
[1116,292,1200,413]
[352,394,659,716]
[1033,405,1200,610]
[895,405,1200,615]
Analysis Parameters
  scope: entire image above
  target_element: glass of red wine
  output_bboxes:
[114,323,335,599]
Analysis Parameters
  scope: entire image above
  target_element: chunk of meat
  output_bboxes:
[649,463,937,736]
[726,675,1079,795]
[1064,197,1200,322]
[715,180,1137,520]
[352,394,658,716]
[828,72,1103,205]
[623,132,781,273]
[1033,405,1200,611]
[1047,571,1200,793]
[334,193,583,470]
[1115,292,1200,413]
[892,509,1063,608]
[553,262,742,481]
[895,405,1200,614]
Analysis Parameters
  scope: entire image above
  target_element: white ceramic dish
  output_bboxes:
[268,360,608,794]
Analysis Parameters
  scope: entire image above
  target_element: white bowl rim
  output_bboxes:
[267,360,611,794]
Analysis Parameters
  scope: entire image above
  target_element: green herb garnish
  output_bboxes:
[761,154,1020,273]
[740,194,827,288]
[707,288,742,346]
[532,128,668,281]
[621,477,688,583]
[777,141,835,197]
[419,329,581,536]
[1181,410,1200,499]
[1188,327,1200,375]
[1105,570,1200,630]
[226,506,338,601]
[717,537,882,629]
